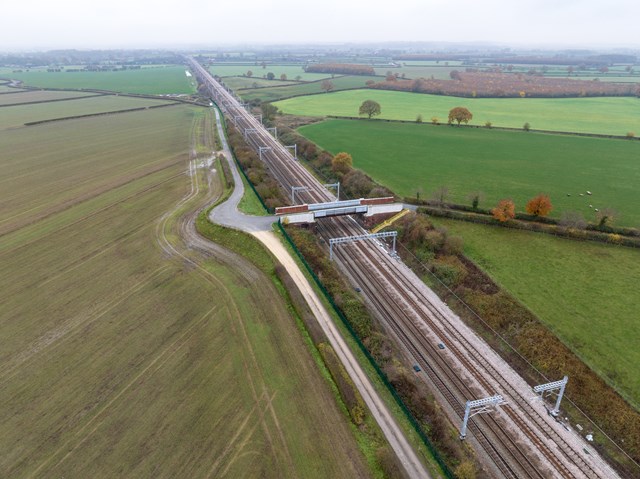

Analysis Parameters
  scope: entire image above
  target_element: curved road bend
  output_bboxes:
[208,108,431,478]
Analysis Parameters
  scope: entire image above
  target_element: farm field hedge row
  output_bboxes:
[298,119,640,227]
[276,89,640,136]
[0,95,174,131]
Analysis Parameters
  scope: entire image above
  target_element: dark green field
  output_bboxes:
[299,119,640,227]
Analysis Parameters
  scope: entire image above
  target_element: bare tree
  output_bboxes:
[431,186,450,206]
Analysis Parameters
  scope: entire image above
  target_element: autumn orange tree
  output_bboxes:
[525,194,553,217]
[331,152,353,176]
[448,106,473,126]
[492,199,515,222]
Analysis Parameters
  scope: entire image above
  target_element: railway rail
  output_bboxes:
[188,57,620,479]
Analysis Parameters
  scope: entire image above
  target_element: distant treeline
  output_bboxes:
[392,54,471,61]
[371,71,640,98]
[485,54,637,66]
[305,63,375,75]
[0,50,182,68]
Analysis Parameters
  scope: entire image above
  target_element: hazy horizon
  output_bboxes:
[1,0,639,51]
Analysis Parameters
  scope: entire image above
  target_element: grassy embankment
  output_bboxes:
[299,119,640,227]
[276,89,640,136]
[0,65,195,94]
[0,99,371,478]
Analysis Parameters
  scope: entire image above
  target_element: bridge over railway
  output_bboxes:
[275,197,403,224]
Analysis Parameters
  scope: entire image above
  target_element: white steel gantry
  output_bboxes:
[329,231,397,261]
[460,395,506,439]
[533,376,568,416]
[258,146,272,161]
[291,186,309,204]
[323,182,340,201]
[285,144,297,160]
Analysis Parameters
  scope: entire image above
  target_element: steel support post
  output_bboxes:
[323,182,340,200]
[285,144,297,160]
[259,146,272,162]
[533,376,568,416]
[291,186,309,204]
[459,395,505,440]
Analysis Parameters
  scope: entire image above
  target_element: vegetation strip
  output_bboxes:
[0,93,106,107]
[23,103,180,125]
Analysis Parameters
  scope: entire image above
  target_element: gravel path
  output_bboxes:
[207,107,431,478]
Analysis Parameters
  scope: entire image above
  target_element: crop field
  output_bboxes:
[0,104,369,477]
[0,84,24,92]
[276,89,640,135]
[222,76,297,90]
[209,64,331,81]
[0,65,195,94]
[0,89,95,105]
[298,119,640,227]
[431,218,640,407]
[0,95,174,131]
[240,75,381,102]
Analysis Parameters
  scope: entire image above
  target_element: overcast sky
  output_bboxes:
[1,0,639,51]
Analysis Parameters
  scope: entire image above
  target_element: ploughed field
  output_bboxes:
[0,96,369,477]
[299,119,640,227]
[0,65,196,94]
[276,89,640,136]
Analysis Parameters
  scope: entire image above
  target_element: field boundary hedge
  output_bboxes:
[411,204,640,249]
[23,102,181,126]
[0,93,107,108]
[325,115,640,141]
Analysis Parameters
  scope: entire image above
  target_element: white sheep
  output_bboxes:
[589,205,593,208]
[587,191,592,195]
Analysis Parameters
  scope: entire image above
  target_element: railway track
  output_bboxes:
[188,57,619,479]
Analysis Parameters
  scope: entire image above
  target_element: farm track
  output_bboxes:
[188,57,620,479]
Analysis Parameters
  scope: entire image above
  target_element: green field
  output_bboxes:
[374,65,457,80]
[0,65,195,94]
[431,218,640,407]
[209,64,331,81]
[0,89,95,105]
[240,75,381,102]
[276,89,640,135]
[299,119,640,227]
[0,95,174,131]
[222,76,297,90]
[0,102,370,477]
